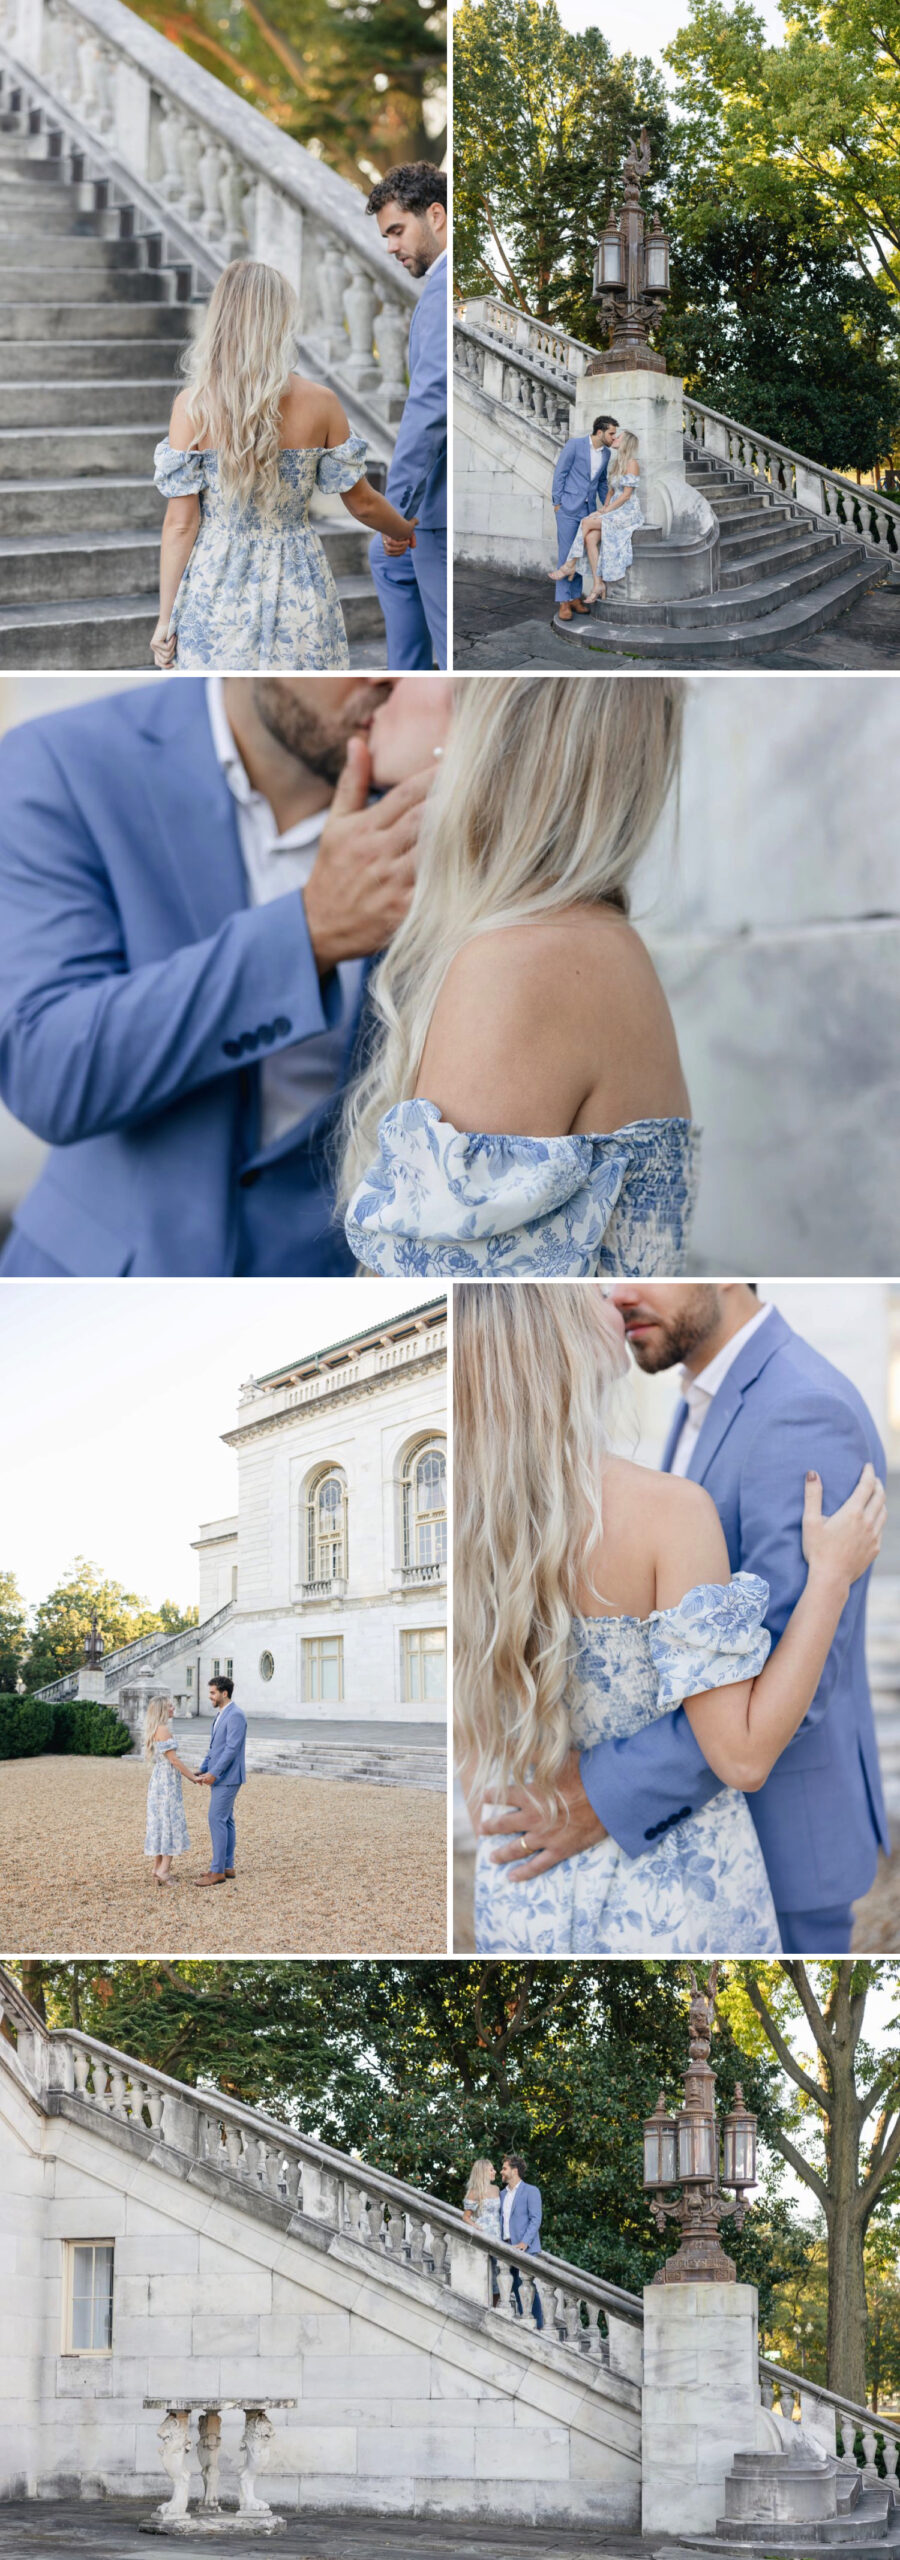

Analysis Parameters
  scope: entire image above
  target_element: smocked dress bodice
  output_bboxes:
[345,1100,700,1276]
[475,1575,780,1954]
[153,430,368,670]
[144,1731,191,1860]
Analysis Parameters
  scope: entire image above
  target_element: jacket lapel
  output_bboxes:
[688,1307,792,1485]
[129,684,248,943]
[661,1402,687,1473]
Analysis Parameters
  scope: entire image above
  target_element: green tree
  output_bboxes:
[124,0,446,185]
[23,1559,195,1692]
[722,1961,900,2404]
[454,0,670,339]
[0,1568,28,1693]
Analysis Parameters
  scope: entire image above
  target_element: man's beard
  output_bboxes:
[404,215,440,278]
[251,680,391,782]
[626,1287,723,1373]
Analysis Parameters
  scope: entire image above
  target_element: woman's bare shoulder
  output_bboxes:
[281,375,349,447]
[166,389,196,450]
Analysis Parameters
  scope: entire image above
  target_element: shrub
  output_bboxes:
[0,1693,54,1758]
[51,1701,132,1757]
[0,1693,132,1759]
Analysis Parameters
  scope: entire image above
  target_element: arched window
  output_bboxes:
[306,1469,347,1586]
[403,1440,447,1573]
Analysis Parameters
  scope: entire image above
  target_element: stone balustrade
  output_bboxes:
[454,323,571,443]
[684,395,900,561]
[33,1602,232,1704]
[760,2358,900,2485]
[457,294,592,383]
[0,0,416,431]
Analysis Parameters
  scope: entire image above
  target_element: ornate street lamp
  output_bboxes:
[83,1608,104,1670]
[642,1965,757,2284]
[589,128,671,376]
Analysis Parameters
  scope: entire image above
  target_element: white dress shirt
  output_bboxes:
[669,1302,774,1477]
[587,437,605,480]
[500,2185,513,2240]
[206,677,364,1149]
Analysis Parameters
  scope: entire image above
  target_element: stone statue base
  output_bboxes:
[140,2513,287,2536]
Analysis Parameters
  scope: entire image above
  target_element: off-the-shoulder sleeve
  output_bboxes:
[316,433,368,493]
[153,438,205,497]
[647,1573,771,1708]
[344,1100,632,1277]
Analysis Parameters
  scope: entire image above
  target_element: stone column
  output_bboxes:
[641,2281,762,2537]
[571,362,710,547]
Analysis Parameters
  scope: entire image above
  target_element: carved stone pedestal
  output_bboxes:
[140,2517,286,2538]
[140,2399,294,2538]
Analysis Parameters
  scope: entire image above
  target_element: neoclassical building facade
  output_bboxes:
[96,1300,448,1727]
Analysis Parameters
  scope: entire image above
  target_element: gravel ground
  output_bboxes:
[0,2505,648,2557]
[0,1759,447,1955]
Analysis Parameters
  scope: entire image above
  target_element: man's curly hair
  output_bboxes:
[366,162,446,218]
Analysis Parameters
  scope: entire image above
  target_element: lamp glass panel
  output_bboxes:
[725,2121,756,2186]
[677,2112,717,2181]
[602,238,621,285]
[646,242,668,288]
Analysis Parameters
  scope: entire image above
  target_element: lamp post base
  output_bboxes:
[586,344,667,373]
[653,2234,737,2284]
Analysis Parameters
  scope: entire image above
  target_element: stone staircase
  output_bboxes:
[555,444,881,659]
[0,61,389,668]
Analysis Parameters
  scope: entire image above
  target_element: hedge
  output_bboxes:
[0,1694,132,1760]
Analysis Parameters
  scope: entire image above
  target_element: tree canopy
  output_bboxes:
[16,1558,197,1693]
[124,0,446,184]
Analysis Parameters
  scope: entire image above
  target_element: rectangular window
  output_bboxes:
[401,1628,446,1706]
[303,1635,344,1704]
[65,2242,114,2354]
[231,1566,238,1600]
[225,1659,233,1679]
[212,1658,219,1678]
[186,1667,192,1689]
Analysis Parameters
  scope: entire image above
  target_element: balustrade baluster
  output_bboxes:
[147,2087,164,2133]
[72,2049,90,2100]
[374,304,408,408]
[198,135,226,242]
[107,2064,128,2121]
[157,101,185,200]
[176,114,204,221]
[861,2424,880,2481]
[342,267,378,391]
[224,2125,243,2174]
[420,2218,436,2274]
[494,2261,514,2318]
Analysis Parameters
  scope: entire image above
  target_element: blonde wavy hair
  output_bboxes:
[454,1282,628,1810]
[144,1692,174,1758]
[465,2157,498,2205]
[608,429,640,484]
[180,260,301,516]
[336,675,682,1209]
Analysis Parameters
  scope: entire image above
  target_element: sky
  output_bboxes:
[451,0,787,62]
[0,1280,432,1615]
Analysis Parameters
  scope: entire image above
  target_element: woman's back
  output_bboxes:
[167,374,343,457]
[575,1456,726,1624]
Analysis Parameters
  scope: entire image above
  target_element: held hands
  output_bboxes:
[802,1461,886,1596]
[478,1749,607,1883]
[150,621,177,670]
[382,518,418,557]
[303,730,433,969]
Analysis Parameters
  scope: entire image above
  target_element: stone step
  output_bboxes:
[0,420,164,477]
[0,377,180,425]
[719,532,844,588]
[0,299,191,338]
[0,263,178,301]
[555,554,881,659]
[0,473,162,533]
[246,1740,445,1789]
[0,230,154,266]
[0,518,371,602]
[0,570,385,664]
[706,493,798,524]
[718,516,838,563]
[0,335,185,378]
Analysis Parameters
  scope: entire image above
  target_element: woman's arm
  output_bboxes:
[161,1743,198,1781]
[152,499,200,665]
[658,1469,886,1792]
[341,478,417,546]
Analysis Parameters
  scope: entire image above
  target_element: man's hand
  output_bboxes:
[381,530,417,556]
[303,732,431,970]
[478,1750,607,1882]
[195,1772,216,1787]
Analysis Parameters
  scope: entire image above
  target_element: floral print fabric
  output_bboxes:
[344,1100,700,1276]
[475,1575,780,1954]
[144,1734,191,1859]
[152,433,368,670]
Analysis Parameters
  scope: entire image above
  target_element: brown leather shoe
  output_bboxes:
[225,1868,235,1879]
[558,602,573,621]
[194,1871,227,1887]
[572,599,590,613]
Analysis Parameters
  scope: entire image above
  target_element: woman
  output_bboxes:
[463,2157,502,2240]
[150,260,417,670]
[340,676,699,1276]
[454,1285,885,1955]
[143,1691,196,1887]
[552,430,644,602]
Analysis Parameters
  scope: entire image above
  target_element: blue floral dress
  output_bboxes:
[144,1732,191,1860]
[344,1101,700,1276]
[475,1576,780,1954]
[599,470,643,584]
[152,431,368,669]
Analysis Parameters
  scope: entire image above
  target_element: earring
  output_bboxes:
[432,746,444,759]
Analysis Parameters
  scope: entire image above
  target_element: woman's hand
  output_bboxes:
[150,621,177,670]
[381,516,418,558]
[802,1462,886,1596]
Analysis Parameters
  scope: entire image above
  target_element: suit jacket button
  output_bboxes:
[240,1170,260,1189]
[257,1022,275,1046]
[273,1015,291,1037]
[222,1038,242,1058]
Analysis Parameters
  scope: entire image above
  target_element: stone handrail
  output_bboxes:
[456,294,592,383]
[0,0,416,431]
[33,1602,231,1703]
[760,2355,900,2475]
[684,395,900,560]
[454,322,570,445]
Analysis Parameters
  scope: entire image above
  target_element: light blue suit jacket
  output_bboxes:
[0,685,370,1278]
[384,254,446,528]
[506,2181,542,2253]
[579,1310,888,1913]
[551,435,610,516]
[199,1701,247,1791]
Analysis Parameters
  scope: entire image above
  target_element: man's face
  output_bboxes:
[501,2159,518,2188]
[208,1684,225,1710]
[251,679,394,781]
[605,1285,725,1373]
[375,200,443,276]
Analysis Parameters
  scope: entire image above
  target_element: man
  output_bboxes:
[552,417,618,622]
[0,677,430,1277]
[483,1285,888,1954]
[195,1675,247,1887]
[366,163,447,670]
[500,2154,543,2328]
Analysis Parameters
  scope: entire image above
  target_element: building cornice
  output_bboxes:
[222,1340,447,1451]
